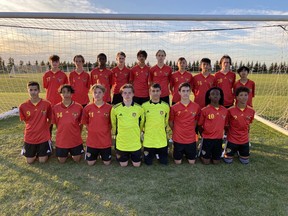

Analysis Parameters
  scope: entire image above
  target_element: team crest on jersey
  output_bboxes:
[95,75,98,79]
[72,112,79,118]
[165,72,169,76]
[218,79,223,84]
[233,115,238,120]
[83,78,87,82]
[41,110,47,115]
[57,78,62,82]
[160,111,164,115]
[191,112,196,116]
[154,72,157,76]
[104,112,109,118]
[136,72,139,76]
[175,78,178,82]
[246,115,252,120]
[222,115,226,119]
[177,111,181,116]
[132,112,137,117]
[229,78,233,83]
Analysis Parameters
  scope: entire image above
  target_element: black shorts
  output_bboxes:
[133,96,150,105]
[225,142,250,157]
[201,138,223,160]
[85,146,112,161]
[160,96,170,105]
[173,142,196,160]
[116,149,142,163]
[143,146,168,165]
[56,144,84,157]
[112,93,123,105]
[21,141,52,157]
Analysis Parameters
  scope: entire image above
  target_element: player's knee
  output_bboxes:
[223,157,233,164]
[26,157,36,164]
[174,159,182,165]
[201,157,210,165]
[103,160,111,166]
[239,157,249,164]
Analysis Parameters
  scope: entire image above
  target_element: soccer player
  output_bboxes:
[111,51,130,105]
[52,85,84,163]
[111,84,144,167]
[142,83,170,165]
[149,50,172,105]
[69,55,90,107]
[169,82,201,164]
[192,58,215,109]
[19,81,52,164]
[130,50,150,105]
[198,87,227,165]
[234,66,255,107]
[90,53,112,103]
[224,86,255,164]
[170,57,193,105]
[215,55,236,108]
[82,84,112,165]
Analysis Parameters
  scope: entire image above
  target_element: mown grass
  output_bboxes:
[0,116,287,215]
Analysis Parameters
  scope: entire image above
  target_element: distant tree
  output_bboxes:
[40,60,45,66]
[35,60,38,66]
[7,57,15,72]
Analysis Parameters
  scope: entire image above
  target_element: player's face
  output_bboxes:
[121,88,134,102]
[156,51,166,63]
[201,62,211,72]
[237,91,249,105]
[74,57,84,68]
[28,85,40,99]
[61,88,72,100]
[221,58,230,70]
[239,70,248,79]
[97,56,107,66]
[150,87,161,101]
[51,60,60,69]
[137,54,146,64]
[93,88,104,101]
[116,55,125,64]
[178,60,187,71]
[209,89,221,104]
[179,86,191,100]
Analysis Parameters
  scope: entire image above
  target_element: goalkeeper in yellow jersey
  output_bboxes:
[142,83,170,165]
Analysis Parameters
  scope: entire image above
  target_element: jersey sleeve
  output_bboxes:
[198,109,205,126]
[165,105,170,127]
[46,103,52,123]
[43,73,48,89]
[19,104,26,121]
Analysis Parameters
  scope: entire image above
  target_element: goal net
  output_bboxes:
[0,13,287,133]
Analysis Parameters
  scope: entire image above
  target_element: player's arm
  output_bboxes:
[110,107,117,135]
[42,73,48,89]
[47,103,52,125]
[139,108,145,132]
[197,109,205,135]
[19,105,26,122]
[168,108,174,130]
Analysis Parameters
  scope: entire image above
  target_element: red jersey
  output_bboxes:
[170,71,193,103]
[130,65,150,97]
[42,70,68,106]
[149,65,172,97]
[82,103,112,149]
[198,105,227,139]
[215,71,236,107]
[169,101,200,144]
[90,68,112,102]
[52,101,83,148]
[233,79,255,107]
[111,66,130,94]
[69,71,90,105]
[192,73,215,108]
[19,99,52,144]
[226,105,255,144]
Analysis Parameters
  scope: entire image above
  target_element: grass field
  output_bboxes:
[0,116,287,215]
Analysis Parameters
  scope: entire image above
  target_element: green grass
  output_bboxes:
[0,116,287,215]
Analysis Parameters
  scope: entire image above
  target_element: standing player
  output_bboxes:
[130,50,150,105]
[234,66,255,107]
[198,87,227,165]
[224,86,255,164]
[169,82,200,164]
[52,85,84,163]
[111,84,144,167]
[170,57,193,105]
[142,83,170,165]
[215,55,236,108]
[149,50,172,105]
[82,84,112,166]
[90,53,112,103]
[19,81,52,164]
[192,58,215,109]
[69,55,90,107]
[111,51,130,105]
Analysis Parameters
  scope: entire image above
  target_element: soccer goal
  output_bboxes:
[0,13,287,134]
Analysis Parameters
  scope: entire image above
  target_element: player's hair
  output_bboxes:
[178,82,191,91]
[235,86,250,96]
[49,55,60,62]
[200,58,211,65]
[237,66,250,74]
[97,53,107,60]
[177,57,187,63]
[150,83,161,90]
[116,51,126,58]
[27,81,40,90]
[91,84,106,93]
[205,87,224,106]
[120,83,134,94]
[73,54,85,63]
[219,55,232,65]
[156,49,166,56]
[137,50,148,59]
[59,84,75,94]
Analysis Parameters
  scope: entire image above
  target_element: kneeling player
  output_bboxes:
[142,83,170,165]
[52,85,84,163]
[82,84,112,165]
[224,86,255,164]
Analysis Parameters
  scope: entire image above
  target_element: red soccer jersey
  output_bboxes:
[69,71,90,105]
[82,103,112,148]
[90,68,112,102]
[52,101,83,148]
[111,66,130,94]
[233,79,255,107]
[42,70,68,106]
[169,101,200,144]
[192,73,215,108]
[215,71,236,107]
[130,65,150,97]
[149,64,172,97]
[170,71,193,103]
[226,105,255,144]
[198,105,228,139]
[19,99,52,144]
